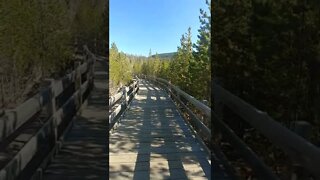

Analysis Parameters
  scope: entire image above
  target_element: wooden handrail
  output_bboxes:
[109,78,140,131]
[143,76,211,144]
[155,77,211,118]
[213,82,320,178]
[109,92,122,108]
[0,45,96,179]
[212,111,279,179]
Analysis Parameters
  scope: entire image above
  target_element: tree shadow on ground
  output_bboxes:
[43,55,108,180]
[109,80,211,179]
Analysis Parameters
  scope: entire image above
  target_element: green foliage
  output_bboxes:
[0,0,106,75]
[212,0,320,175]
[170,27,194,91]
[191,0,211,102]
[109,42,134,87]
[213,0,320,126]
[133,2,212,104]
[0,0,106,106]
[108,0,211,104]
[72,0,105,42]
[127,1,212,105]
[0,0,72,76]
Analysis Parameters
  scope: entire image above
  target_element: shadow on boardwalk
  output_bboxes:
[109,80,211,180]
[43,60,107,180]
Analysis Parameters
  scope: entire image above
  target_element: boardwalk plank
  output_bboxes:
[109,80,211,180]
[43,59,107,180]
[42,60,231,179]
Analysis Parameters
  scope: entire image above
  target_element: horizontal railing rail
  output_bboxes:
[143,76,211,145]
[109,78,139,131]
[213,81,320,179]
[0,45,96,179]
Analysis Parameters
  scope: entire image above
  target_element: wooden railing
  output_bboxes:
[213,81,320,179]
[0,45,96,179]
[109,78,139,131]
[144,76,211,147]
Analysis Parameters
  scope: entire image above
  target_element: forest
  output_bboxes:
[212,0,320,178]
[109,0,320,178]
[213,0,320,132]
[0,0,107,109]
[109,0,211,105]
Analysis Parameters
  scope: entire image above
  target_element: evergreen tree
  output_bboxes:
[109,42,133,86]
[192,0,211,102]
[172,27,193,91]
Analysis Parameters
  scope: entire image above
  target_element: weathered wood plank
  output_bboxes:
[109,92,122,107]
[109,152,210,164]
[109,81,139,130]
[0,116,54,180]
[43,50,107,180]
[0,87,51,141]
[79,62,88,74]
[109,160,208,176]
[109,169,208,180]
[0,48,95,179]
[109,79,211,180]
[51,72,75,97]
[109,136,200,145]
[109,141,206,154]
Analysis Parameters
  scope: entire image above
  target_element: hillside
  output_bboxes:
[151,52,176,59]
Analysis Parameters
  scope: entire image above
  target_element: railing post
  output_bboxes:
[44,79,58,146]
[88,55,94,90]
[87,55,92,89]
[94,38,97,54]
[122,86,127,107]
[136,78,140,92]
[84,45,95,89]
[168,80,172,99]
[74,61,82,111]
[46,79,56,117]
[137,80,139,92]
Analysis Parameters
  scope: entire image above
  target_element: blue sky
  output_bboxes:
[110,0,209,56]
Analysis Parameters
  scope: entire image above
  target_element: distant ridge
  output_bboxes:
[150,52,176,59]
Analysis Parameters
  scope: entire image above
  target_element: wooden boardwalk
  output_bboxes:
[109,80,211,180]
[43,59,108,179]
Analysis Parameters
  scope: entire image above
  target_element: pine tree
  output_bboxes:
[193,0,211,102]
[110,42,121,85]
[109,42,133,87]
[173,27,193,91]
